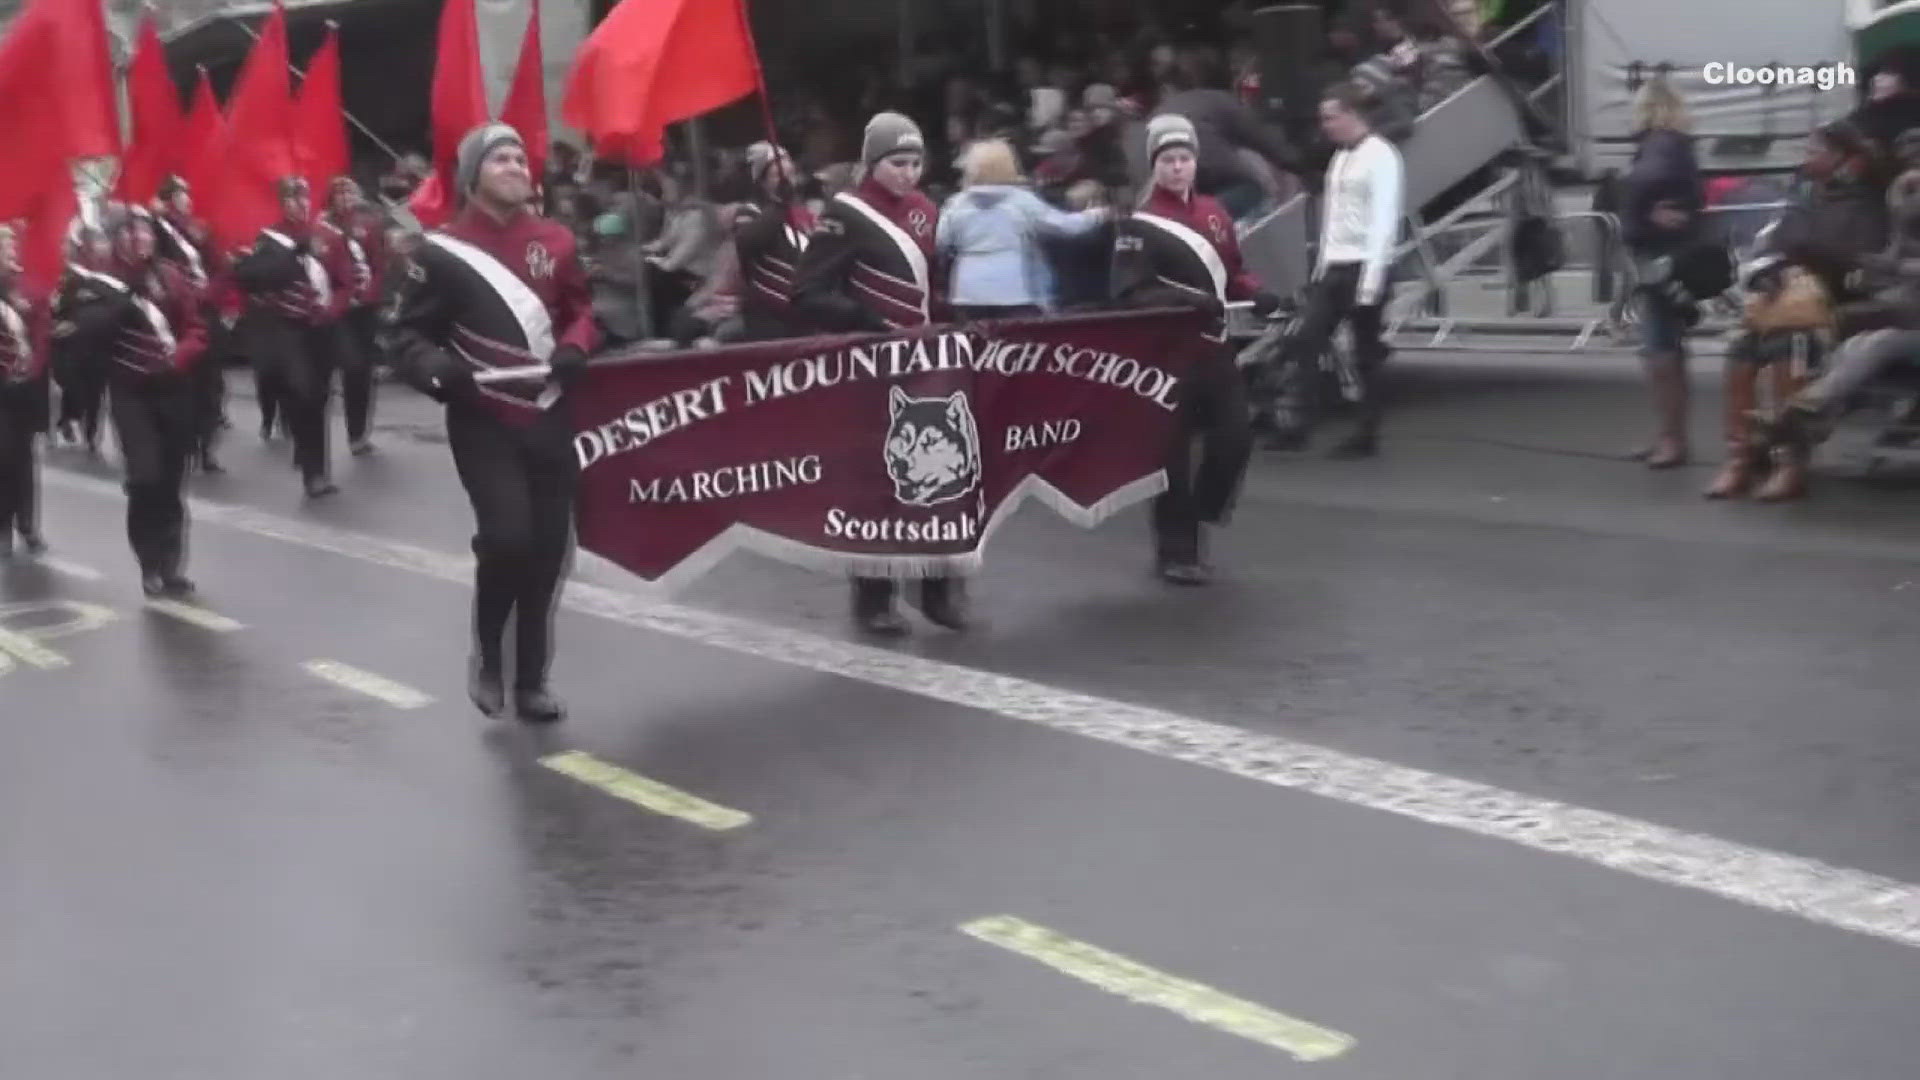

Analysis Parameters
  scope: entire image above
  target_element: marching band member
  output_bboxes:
[52,226,115,455]
[1113,113,1278,585]
[733,140,814,341]
[98,205,208,596]
[232,176,356,499]
[792,111,970,636]
[320,177,384,456]
[383,123,597,723]
[153,176,227,474]
[0,225,50,556]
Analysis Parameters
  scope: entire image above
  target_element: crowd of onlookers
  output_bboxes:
[356,0,1549,351]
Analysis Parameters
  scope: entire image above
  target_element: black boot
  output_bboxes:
[304,476,339,499]
[913,577,971,631]
[467,658,505,718]
[513,686,567,724]
[20,532,47,556]
[1154,532,1211,586]
[141,572,168,598]
[851,577,908,636]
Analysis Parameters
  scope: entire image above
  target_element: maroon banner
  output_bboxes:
[571,309,1212,587]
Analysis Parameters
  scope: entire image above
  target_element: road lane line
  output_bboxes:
[962,915,1355,1062]
[540,751,752,830]
[301,660,434,709]
[42,468,1920,948]
[36,557,103,581]
[145,598,244,632]
[0,626,69,670]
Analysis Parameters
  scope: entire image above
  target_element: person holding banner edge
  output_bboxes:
[791,111,971,636]
[1113,113,1279,585]
[382,122,596,724]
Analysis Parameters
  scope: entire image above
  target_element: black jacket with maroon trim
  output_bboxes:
[791,178,941,334]
[381,205,598,430]
[1112,184,1260,340]
[733,194,815,338]
[1,277,51,431]
[83,258,209,392]
[153,211,215,299]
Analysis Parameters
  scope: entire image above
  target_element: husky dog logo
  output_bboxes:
[884,386,981,507]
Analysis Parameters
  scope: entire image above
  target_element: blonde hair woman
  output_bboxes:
[1620,75,1703,470]
[937,137,1108,320]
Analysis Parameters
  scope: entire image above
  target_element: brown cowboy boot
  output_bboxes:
[1754,362,1808,501]
[1704,361,1760,498]
[1642,352,1690,468]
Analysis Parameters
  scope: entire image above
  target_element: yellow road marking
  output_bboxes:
[539,751,752,831]
[0,626,68,670]
[38,557,103,581]
[301,660,434,709]
[960,915,1356,1063]
[145,598,243,632]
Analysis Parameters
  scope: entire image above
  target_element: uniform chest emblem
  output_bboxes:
[907,209,930,236]
[1207,216,1228,243]
[526,242,555,280]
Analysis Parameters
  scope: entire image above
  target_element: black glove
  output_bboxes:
[1250,291,1282,318]
[415,349,472,401]
[549,344,588,386]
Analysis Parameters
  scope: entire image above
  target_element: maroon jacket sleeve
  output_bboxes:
[1207,197,1261,301]
[317,226,359,321]
[551,230,600,355]
[166,268,210,373]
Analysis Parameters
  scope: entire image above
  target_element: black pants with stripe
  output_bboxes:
[338,307,379,445]
[1153,344,1253,562]
[109,378,194,578]
[448,405,575,690]
[281,325,337,482]
[0,391,42,541]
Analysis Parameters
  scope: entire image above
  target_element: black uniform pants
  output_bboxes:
[448,408,575,689]
[109,380,194,577]
[1270,263,1390,440]
[55,348,106,446]
[194,318,228,455]
[1153,344,1253,561]
[339,307,379,444]
[261,324,337,482]
[0,396,39,539]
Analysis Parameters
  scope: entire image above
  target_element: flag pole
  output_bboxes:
[230,14,402,164]
[627,167,655,341]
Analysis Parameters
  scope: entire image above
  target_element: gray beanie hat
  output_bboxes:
[745,140,791,181]
[456,122,526,201]
[862,111,925,168]
[1146,114,1198,162]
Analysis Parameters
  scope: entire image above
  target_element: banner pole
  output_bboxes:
[230,15,403,164]
[628,167,656,341]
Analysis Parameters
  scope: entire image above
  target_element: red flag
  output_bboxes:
[115,15,186,204]
[430,0,489,187]
[562,0,763,165]
[0,4,78,291]
[211,4,297,248]
[294,24,349,193]
[178,68,229,214]
[4,0,120,160]
[406,171,452,229]
[499,0,549,182]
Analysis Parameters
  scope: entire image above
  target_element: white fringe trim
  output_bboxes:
[605,469,1169,593]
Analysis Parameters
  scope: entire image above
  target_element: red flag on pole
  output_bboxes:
[0,0,90,291]
[7,0,121,160]
[561,0,765,165]
[430,0,489,185]
[499,0,550,182]
[178,68,229,215]
[115,15,186,204]
[294,23,350,193]
[210,3,297,248]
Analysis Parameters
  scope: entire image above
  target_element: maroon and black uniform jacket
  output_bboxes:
[383,204,598,430]
[100,258,209,390]
[1,276,51,432]
[733,195,816,337]
[320,209,384,312]
[1114,183,1260,341]
[153,211,214,298]
[792,178,942,333]
[233,218,357,326]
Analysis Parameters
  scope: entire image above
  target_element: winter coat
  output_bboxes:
[1620,127,1702,253]
[936,185,1105,309]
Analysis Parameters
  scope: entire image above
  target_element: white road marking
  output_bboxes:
[0,626,69,670]
[962,915,1355,1061]
[541,750,752,830]
[302,660,434,709]
[37,557,103,581]
[42,469,1920,949]
[145,598,244,632]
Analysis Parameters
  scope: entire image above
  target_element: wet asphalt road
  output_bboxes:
[3,355,1919,1078]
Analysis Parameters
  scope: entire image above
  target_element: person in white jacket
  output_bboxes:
[1266,82,1405,458]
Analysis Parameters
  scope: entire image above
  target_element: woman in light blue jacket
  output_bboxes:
[937,139,1109,320]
